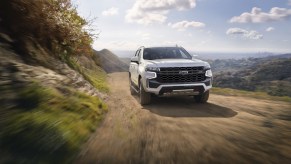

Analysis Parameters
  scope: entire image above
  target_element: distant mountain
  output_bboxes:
[113,50,291,60]
[263,53,291,59]
[120,58,131,66]
[194,52,276,60]
[94,49,128,73]
[112,50,135,58]
[208,53,291,72]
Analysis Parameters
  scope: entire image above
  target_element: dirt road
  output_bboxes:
[76,72,291,164]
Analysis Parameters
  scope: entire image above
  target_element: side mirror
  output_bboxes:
[131,56,139,64]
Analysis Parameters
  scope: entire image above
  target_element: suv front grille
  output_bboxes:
[156,67,206,83]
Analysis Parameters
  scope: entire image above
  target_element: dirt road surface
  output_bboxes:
[76,72,291,164]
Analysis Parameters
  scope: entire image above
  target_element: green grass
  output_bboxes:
[82,67,109,93]
[212,87,291,103]
[64,56,109,93]
[0,83,107,163]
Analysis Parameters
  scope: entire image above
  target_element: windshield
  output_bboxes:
[143,47,192,60]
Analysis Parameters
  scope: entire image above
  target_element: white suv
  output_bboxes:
[129,46,213,105]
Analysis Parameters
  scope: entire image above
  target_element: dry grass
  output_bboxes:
[212,87,291,103]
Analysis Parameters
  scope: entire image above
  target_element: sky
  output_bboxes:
[72,0,291,53]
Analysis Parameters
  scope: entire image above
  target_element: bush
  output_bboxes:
[0,0,95,58]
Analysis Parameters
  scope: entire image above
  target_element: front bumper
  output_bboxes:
[145,78,212,95]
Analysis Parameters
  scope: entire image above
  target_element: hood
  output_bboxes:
[144,59,210,68]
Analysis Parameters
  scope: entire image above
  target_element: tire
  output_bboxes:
[194,90,209,103]
[139,79,151,105]
[129,79,136,95]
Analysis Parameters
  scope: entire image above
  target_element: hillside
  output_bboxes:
[0,35,109,164]
[208,53,291,73]
[0,0,108,163]
[120,57,131,66]
[210,56,291,97]
[94,49,128,73]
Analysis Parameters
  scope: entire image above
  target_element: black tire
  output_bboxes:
[139,79,151,105]
[194,90,209,103]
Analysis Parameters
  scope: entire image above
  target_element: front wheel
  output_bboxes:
[139,79,151,105]
[129,79,136,95]
[194,90,209,103]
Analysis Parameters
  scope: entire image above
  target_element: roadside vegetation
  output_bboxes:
[0,0,108,163]
[66,56,109,93]
[0,82,107,162]
[0,0,95,58]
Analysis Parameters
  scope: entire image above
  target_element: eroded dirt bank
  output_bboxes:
[76,72,291,164]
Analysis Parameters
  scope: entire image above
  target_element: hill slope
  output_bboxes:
[0,34,108,163]
[211,56,291,97]
[94,49,128,73]
[0,0,108,163]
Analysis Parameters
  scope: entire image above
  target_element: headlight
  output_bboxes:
[205,70,212,77]
[145,72,157,79]
[145,67,160,72]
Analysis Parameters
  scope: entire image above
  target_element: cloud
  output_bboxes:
[126,0,196,25]
[230,7,291,23]
[226,28,263,40]
[126,10,167,25]
[168,20,205,31]
[266,27,275,32]
[102,7,119,16]
[226,28,248,35]
[289,0,291,6]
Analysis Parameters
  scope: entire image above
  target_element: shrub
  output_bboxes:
[0,0,95,58]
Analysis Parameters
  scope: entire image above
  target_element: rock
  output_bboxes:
[0,46,107,101]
